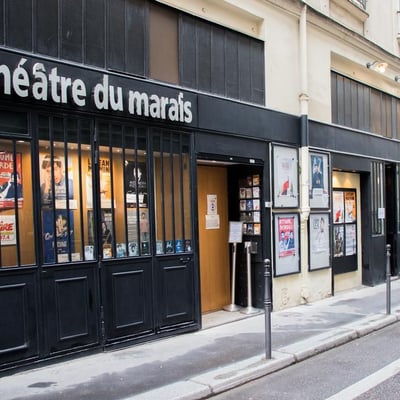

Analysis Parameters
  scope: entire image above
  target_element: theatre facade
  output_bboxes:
[1,0,400,373]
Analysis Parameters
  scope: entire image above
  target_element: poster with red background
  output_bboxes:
[0,152,23,209]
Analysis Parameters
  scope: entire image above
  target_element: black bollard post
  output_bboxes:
[264,258,272,360]
[386,244,391,315]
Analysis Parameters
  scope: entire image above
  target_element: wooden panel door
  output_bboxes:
[197,166,230,313]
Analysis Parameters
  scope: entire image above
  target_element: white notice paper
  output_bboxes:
[206,214,220,229]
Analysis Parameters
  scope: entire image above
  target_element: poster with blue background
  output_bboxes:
[43,210,74,263]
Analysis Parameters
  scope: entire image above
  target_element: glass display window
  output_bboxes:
[38,115,93,263]
[0,139,35,267]
[153,131,192,254]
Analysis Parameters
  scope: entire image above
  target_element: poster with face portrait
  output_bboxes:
[309,152,329,209]
[0,152,23,209]
[40,153,74,208]
[125,161,148,207]
[274,213,300,276]
[273,145,298,208]
[309,213,330,270]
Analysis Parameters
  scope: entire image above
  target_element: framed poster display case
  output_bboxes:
[273,213,300,276]
[272,145,299,208]
[309,213,330,271]
[309,151,330,209]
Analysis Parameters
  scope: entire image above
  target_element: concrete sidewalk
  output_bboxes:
[2,280,400,400]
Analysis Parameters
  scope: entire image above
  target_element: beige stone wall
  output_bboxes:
[155,0,396,308]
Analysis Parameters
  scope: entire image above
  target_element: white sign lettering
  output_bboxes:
[0,58,193,123]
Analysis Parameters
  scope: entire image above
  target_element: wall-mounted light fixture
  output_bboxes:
[366,60,388,73]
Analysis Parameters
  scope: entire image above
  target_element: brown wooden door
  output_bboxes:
[197,165,230,313]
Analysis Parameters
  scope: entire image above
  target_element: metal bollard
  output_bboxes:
[264,258,272,360]
[386,244,391,315]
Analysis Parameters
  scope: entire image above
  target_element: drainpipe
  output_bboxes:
[299,4,310,268]
[299,3,310,212]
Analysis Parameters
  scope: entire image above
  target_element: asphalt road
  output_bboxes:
[213,322,400,400]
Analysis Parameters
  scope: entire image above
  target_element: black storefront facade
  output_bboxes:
[309,121,400,287]
[2,4,400,372]
[2,52,400,373]
[0,49,300,372]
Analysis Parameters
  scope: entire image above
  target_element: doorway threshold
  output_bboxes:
[202,308,263,330]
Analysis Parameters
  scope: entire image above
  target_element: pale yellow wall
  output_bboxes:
[156,0,400,122]
[263,4,301,114]
[155,0,264,38]
[272,258,332,311]
[364,0,399,56]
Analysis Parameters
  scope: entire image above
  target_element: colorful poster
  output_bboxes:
[116,243,127,258]
[125,161,147,207]
[42,210,74,263]
[0,214,17,245]
[333,225,344,258]
[278,216,296,257]
[99,158,112,209]
[0,152,23,209]
[333,191,344,223]
[40,154,74,207]
[87,157,113,209]
[101,209,113,258]
[309,152,329,208]
[345,191,356,222]
[273,146,298,208]
[274,213,300,276]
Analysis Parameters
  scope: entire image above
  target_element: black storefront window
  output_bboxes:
[152,131,192,254]
[0,138,35,267]
[38,115,94,263]
[37,118,194,255]
[371,161,384,236]
[97,121,149,258]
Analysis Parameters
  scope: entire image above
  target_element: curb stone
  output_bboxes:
[126,313,400,400]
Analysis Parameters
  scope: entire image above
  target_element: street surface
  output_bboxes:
[213,322,400,400]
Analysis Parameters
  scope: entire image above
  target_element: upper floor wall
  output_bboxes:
[2,0,399,132]
[159,0,400,121]
[304,0,399,57]
[0,0,265,106]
